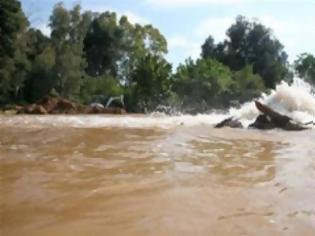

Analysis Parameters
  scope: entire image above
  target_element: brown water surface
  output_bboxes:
[1,115,315,235]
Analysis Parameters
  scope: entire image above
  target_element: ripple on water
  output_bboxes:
[1,123,315,236]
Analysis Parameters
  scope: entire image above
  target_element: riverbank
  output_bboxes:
[0,96,126,115]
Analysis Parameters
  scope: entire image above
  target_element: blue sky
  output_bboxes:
[21,0,315,66]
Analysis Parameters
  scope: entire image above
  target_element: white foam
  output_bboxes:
[0,113,228,129]
[230,78,315,125]
[1,78,314,129]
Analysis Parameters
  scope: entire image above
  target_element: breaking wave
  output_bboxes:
[230,78,315,126]
[1,78,314,129]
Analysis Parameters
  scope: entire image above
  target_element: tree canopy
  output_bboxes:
[0,2,311,113]
[0,0,29,104]
[201,16,289,88]
[294,53,315,84]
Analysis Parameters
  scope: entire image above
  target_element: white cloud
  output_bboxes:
[195,15,293,42]
[82,5,149,25]
[146,0,246,7]
[168,35,192,48]
[257,15,315,61]
[146,0,295,8]
[195,17,234,41]
[232,15,315,61]
[168,35,201,59]
[122,11,149,25]
[256,16,287,33]
[195,15,315,62]
[32,9,148,39]
[35,23,51,36]
[31,5,149,42]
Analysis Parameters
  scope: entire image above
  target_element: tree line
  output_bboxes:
[1,0,315,113]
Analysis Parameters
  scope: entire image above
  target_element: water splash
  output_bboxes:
[230,78,315,125]
[1,78,314,129]
[0,113,227,129]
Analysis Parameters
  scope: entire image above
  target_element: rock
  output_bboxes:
[36,96,59,113]
[3,109,18,115]
[36,96,76,114]
[17,96,127,115]
[283,120,309,131]
[84,105,104,114]
[1,105,22,115]
[34,105,48,114]
[106,107,126,114]
[84,106,126,114]
[18,96,76,114]
[215,116,243,128]
[215,101,310,131]
[254,101,291,127]
[85,103,105,114]
[89,103,104,109]
[249,114,275,129]
[249,101,309,131]
[18,104,47,114]
[101,107,126,114]
[55,98,77,114]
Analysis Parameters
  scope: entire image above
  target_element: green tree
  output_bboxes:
[49,3,87,99]
[118,21,168,85]
[130,54,172,112]
[0,0,28,57]
[0,0,28,104]
[201,16,289,88]
[173,58,234,112]
[8,34,30,101]
[19,29,52,102]
[201,36,215,59]
[80,74,123,104]
[84,12,167,82]
[24,46,56,102]
[84,11,123,77]
[232,65,265,101]
[294,53,315,84]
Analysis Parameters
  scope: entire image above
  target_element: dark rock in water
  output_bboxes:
[215,101,310,131]
[18,96,77,114]
[105,107,126,114]
[18,104,47,114]
[283,120,309,131]
[85,105,126,114]
[250,101,309,131]
[17,96,127,115]
[249,114,275,129]
[89,103,104,109]
[35,105,48,115]
[254,101,291,127]
[85,105,104,114]
[249,113,309,131]
[54,98,77,114]
[215,116,243,128]
[36,96,59,113]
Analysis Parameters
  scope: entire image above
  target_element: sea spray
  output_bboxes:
[1,78,314,129]
[229,78,315,125]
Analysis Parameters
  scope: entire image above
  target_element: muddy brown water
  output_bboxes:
[1,115,315,236]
